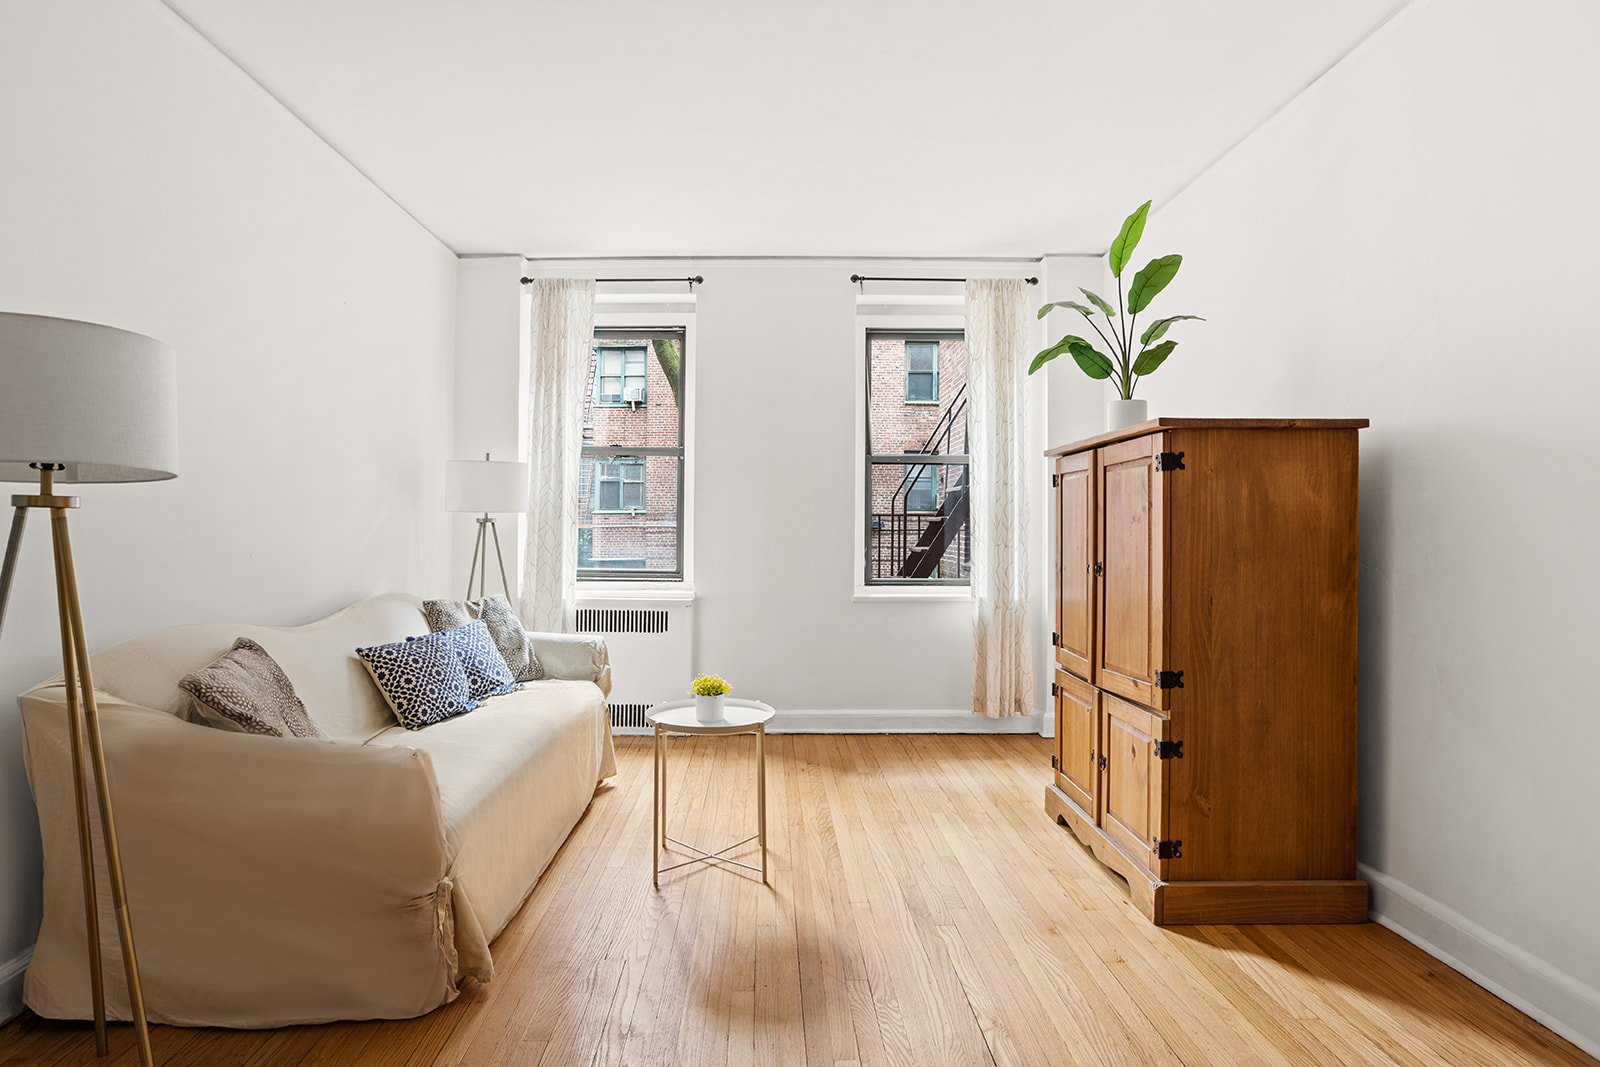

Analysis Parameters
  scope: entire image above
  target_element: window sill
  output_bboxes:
[576,583,695,603]
[852,587,972,602]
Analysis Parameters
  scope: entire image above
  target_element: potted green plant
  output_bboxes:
[690,673,731,723]
[1029,200,1203,431]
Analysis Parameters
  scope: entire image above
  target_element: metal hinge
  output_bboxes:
[1093,561,1104,577]
[1052,473,1060,487]
[1154,839,1183,859]
[1051,681,1059,697]
[1051,754,1059,770]
[1154,740,1183,760]
[1155,451,1185,471]
[1153,669,1185,689]
[1051,631,1059,647]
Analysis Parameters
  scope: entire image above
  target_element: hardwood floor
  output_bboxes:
[3,734,1594,1066]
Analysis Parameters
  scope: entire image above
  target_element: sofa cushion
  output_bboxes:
[356,630,477,730]
[177,638,327,739]
[365,679,609,939]
[415,620,519,703]
[423,595,544,682]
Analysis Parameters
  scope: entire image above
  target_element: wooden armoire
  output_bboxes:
[1044,418,1369,924]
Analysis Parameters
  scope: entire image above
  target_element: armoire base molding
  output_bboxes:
[1046,784,1368,925]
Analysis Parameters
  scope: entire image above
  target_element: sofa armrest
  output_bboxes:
[20,681,472,1025]
[528,632,611,698]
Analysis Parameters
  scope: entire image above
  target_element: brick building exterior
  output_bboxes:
[866,334,970,580]
[578,335,683,574]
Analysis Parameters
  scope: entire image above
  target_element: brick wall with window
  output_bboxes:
[866,335,970,580]
[579,334,683,574]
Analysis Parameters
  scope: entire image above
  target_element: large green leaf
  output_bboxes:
[1036,300,1099,321]
[1028,334,1087,374]
[1067,341,1114,380]
[1127,254,1183,314]
[1079,288,1117,318]
[1131,339,1177,376]
[1108,200,1151,278]
[1139,314,1205,345]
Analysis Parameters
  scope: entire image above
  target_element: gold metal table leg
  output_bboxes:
[757,726,767,884]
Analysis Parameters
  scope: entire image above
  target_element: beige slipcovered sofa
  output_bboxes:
[20,594,616,1027]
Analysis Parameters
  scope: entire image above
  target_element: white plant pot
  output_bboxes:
[695,694,726,724]
[1106,398,1149,431]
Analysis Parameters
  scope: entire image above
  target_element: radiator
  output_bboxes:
[575,599,694,735]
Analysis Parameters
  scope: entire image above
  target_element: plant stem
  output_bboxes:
[1116,273,1132,399]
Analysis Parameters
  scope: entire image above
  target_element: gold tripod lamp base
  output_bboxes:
[3,467,154,1066]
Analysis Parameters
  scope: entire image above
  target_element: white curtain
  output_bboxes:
[966,278,1034,718]
[520,278,595,633]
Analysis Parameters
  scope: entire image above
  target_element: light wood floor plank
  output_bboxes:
[3,734,1593,1067]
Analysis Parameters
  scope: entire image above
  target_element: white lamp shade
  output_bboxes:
[446,459,530,513]
[0,312,179,484]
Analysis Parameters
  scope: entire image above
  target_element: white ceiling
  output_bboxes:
[160,0,1404,258]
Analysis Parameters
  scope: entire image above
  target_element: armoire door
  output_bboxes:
[1096,433,1167,710]
[1055,451,1095,682]
[1099,692,1171,877]
[1053,669,1098,818]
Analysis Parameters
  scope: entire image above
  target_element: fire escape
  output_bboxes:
[872,384,970,580]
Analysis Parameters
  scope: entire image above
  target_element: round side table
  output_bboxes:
[647,698,774,888]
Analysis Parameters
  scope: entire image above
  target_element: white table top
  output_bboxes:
[648,699,775,731]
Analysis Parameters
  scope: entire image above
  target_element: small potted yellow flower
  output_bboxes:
[690,673,731,724]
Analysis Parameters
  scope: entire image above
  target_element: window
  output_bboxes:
[579,327,686,580]
[593,458,644,511]
[865,330,970,585]
[904,455,938,513]
[596,345,647,405]
[905,340,939,402]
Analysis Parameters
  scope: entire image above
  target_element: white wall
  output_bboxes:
[502,259,1050,727]
[0,0,457,1020]
[1136,0,1600,1052]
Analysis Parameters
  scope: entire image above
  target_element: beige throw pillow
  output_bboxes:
[178,638,327,739]
[423,595,544,682]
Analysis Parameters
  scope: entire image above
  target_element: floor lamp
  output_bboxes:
[446,454,530,600]
[0,313,177,1067]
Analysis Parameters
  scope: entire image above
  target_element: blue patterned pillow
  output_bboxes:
[356,630,477,730]
[415,620,520,704]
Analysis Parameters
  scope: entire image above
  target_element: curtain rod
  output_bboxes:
[520,275,703,287]
[850,274,1038,286]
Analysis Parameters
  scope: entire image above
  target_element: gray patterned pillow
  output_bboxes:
[422,595,544,681]
[178,638,326,739]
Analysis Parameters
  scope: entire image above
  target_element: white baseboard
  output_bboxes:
[0,945,31,1025]
[1360,863,1600,1059]
[614,709,1044,736]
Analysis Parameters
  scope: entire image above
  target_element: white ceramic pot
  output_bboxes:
[1106,398,1149,431]
[695,694,726,724]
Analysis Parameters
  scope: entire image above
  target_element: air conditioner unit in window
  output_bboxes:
[623,386,645,405]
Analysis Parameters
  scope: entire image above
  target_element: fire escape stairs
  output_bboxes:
[896,470,970,579]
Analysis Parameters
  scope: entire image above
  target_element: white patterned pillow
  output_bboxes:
[178,638,326,739]
[422,595,544,681]
[356,630,477,730]
[412,620,520,704]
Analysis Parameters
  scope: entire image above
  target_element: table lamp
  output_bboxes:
[445,454,529,601]
[0,312,177,1066]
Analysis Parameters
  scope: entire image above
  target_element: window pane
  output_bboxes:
[578,455,681,576]
[906,342,937,373]
[588,330,683,447]
[867,333,966,456]
[867,459,970,581]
